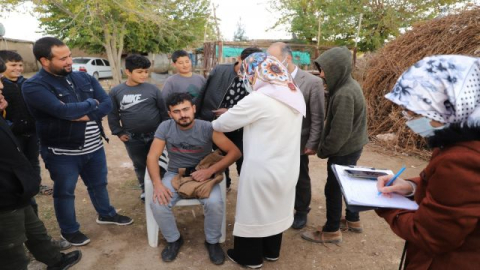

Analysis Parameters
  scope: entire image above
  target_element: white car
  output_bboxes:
[72,57,113,79]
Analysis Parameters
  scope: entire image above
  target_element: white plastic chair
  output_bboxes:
[145,155,227,247]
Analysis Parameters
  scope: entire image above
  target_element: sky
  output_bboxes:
[0,0,290,42]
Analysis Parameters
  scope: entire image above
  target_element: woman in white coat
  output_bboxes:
[212,52,306,268]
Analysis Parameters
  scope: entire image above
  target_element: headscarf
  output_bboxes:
[386,55,480,125]
[241,52,306,116]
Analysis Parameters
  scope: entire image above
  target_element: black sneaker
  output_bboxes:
[96,213,133,225]
[61,231,90,246]
[47,250,82,270]
[161,236,184,262]
[205,241,225,265]
[51,238,72,250]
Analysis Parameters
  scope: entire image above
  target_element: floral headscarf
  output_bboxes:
[386,55,480,125]
[241,52,306,116]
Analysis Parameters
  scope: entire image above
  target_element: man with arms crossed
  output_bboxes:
[147,92,241,265]
[22,37,133,247]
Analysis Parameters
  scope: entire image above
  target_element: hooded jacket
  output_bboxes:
[376,124,480,269]
[314,47,368,158]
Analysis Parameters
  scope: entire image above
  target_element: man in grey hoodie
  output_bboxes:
[302,47,368,244]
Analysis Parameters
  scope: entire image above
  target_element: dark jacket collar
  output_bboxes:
[39,68,66,79]
[1,75,25,85]
[428,123,480,148]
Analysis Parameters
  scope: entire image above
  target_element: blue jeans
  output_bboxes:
[150,172,224,244]
[40,146,117,234]
[123,132,154,192]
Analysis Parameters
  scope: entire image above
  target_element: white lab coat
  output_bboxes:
[212,92,303,237]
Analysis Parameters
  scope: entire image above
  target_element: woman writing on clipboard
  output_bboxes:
[376,55,480,270]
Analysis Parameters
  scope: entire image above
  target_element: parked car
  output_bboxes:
[72,57,113,79]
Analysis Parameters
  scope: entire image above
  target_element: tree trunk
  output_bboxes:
[103,23,125,86]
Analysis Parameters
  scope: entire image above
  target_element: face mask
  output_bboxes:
[406,117,444,137]
[281,57,289,69]
[242,75,253,93]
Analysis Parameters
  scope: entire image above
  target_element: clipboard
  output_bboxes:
[332,165,419,212]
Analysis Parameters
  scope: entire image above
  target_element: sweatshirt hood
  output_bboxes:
[314,46,352,94]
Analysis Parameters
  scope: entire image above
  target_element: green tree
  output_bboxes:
[1,0,212,84]
[270,0,476,51]
[233,17,248,41]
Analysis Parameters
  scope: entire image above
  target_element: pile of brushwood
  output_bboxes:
[360,7,480,157]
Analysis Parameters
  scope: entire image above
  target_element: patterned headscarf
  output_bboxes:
[386,55,480,125]
[241,52,306,116]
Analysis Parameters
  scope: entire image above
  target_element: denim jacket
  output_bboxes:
[22,69,112,149]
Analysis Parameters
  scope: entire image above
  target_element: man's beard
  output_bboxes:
[176,117,193,127]
[50,63,72,76]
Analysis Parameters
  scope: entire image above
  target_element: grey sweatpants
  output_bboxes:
[150,171,224,244]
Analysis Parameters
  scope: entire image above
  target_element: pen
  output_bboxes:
[377,166,406,196]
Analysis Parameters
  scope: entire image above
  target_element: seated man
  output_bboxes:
[146,92,241,265]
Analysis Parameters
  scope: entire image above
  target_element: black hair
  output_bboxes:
[125,54,151,72]
[0,50,23,62]
[171,50,189,63]
[166,92,193,109]
[0,57,6,73]
[240,47,262,61]
[33,37,65,62]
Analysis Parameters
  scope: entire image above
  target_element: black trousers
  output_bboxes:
[223,128,244,188]
[323,149,363,232]
[295,155,311,214]
[15,133,41,178]
[0,205,62,270]
[15,134,41,216]
[231,233,283,265]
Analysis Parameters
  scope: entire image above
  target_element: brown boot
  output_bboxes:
[301,229,342,244]
[340,218,363,233]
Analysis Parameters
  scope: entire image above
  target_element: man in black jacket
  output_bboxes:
[0,58,81,270]
[195,47,261,188]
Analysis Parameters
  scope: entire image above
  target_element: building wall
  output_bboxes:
[0,38,39,73]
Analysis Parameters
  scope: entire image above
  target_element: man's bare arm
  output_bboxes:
[147,138,173,205]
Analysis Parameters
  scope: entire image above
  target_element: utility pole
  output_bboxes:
[317,16,322,48]
[353,13,363,66]
[211,4,221,41]
[211,3,223,63]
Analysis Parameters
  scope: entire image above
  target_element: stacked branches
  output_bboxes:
[362,8,480,156]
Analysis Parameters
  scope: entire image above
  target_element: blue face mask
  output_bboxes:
[406,117,444,137]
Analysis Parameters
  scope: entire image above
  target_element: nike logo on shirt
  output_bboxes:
[120,94,148,110]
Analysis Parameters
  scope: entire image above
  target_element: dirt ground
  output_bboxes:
[26,116,428,270]
[22,75,429,270]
